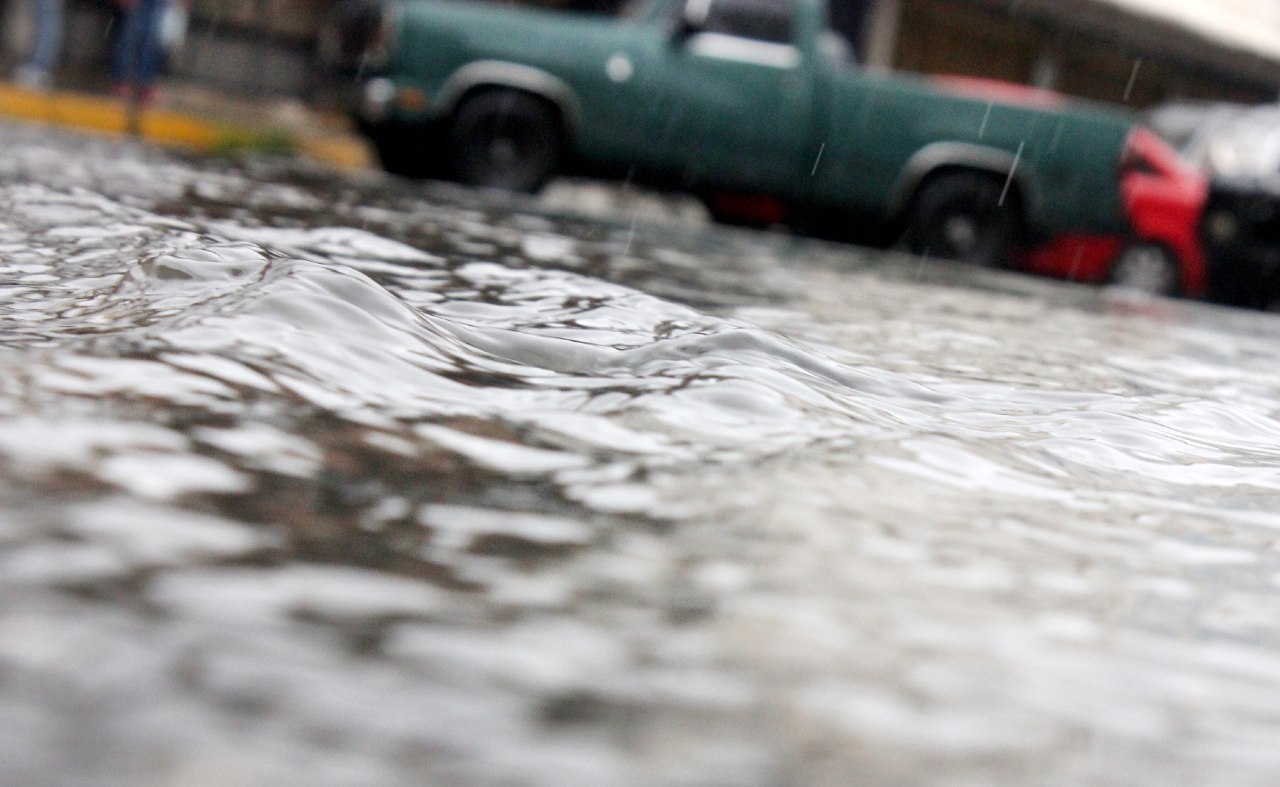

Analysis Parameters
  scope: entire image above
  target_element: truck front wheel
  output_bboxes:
[448,90,561,193]
[904,172,1020,267]
[367,125,441,180]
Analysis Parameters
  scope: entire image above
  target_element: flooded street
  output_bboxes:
[5,121,1280,786]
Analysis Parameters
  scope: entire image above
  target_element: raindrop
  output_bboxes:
[999,141,1024,207]
[914,247,930,280]
[1069,245,1085,280]
[1049,117,1066,152]
[1123,58,1143,102]
[811,143,826,177]
[979,102,993,139]
[624,214,638,256]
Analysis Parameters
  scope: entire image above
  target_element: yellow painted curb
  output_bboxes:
[298,135,375,171]
[0,83,224,148]
[0,83,373,170]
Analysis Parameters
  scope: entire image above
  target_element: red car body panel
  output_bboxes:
[1117,127,1209,296]
[1016,126,1208,296]
[1019,234,1124,283]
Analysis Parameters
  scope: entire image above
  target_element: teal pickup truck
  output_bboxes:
[334,0,1147,266]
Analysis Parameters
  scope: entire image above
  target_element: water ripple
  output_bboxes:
[4,127,1280,786]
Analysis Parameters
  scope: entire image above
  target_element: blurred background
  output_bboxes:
[3,0,1279,109]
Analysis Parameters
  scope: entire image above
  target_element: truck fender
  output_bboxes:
[889,142,1042,222]
[435,60,582,136]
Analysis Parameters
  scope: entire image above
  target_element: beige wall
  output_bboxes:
[889,0,1276,107]
[895,0,1041,85]
[189,0,329,41]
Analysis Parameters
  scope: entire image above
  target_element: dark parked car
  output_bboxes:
[1200,176,1280,310]
[1147,102,1280,310]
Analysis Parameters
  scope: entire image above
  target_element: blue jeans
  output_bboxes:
[111,0,166,89]
[24,0,64,73]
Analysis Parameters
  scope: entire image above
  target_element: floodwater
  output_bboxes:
[3,123,1280,787]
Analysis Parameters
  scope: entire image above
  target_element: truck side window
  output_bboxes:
[827,0,870,62]
[689,0,796,45]
[818,30,856,67]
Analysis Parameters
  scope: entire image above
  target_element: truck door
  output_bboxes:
[652,0,817,193]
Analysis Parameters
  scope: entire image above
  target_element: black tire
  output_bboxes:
[904,172,1020,267]
[367,124,441,180]
[1108,242,1181,297]
[448,90,561,193]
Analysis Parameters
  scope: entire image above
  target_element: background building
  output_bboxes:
[2,0,1279,108]
[864,0,1280,105]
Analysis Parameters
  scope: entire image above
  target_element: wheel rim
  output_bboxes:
[941,214,981,256]
[908,176,1014,266]
[470,121,535,186]
[452,96,558,192]
[486,137,520,169]
[1112,245,1179,295]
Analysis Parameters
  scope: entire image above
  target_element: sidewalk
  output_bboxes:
[0,81,374,171]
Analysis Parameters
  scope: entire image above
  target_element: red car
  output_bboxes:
[1018,125,1208,297]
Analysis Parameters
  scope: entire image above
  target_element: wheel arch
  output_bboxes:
[889,143,1040,228]
[435,60,581,140]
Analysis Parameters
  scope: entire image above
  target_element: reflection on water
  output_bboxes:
[4,125,1280,786]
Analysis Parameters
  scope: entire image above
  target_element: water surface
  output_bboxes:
[3,124,1280,786]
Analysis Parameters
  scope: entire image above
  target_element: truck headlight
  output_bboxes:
[361,78,397,122]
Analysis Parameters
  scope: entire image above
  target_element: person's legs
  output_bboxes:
[133,0,165,90]
[112,0,163,100]
[14,0,64,89]
[110,3,142,87]
[30,0,64,71]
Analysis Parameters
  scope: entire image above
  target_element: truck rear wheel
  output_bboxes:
[904,172,1019,267]
[448,90,561,193]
